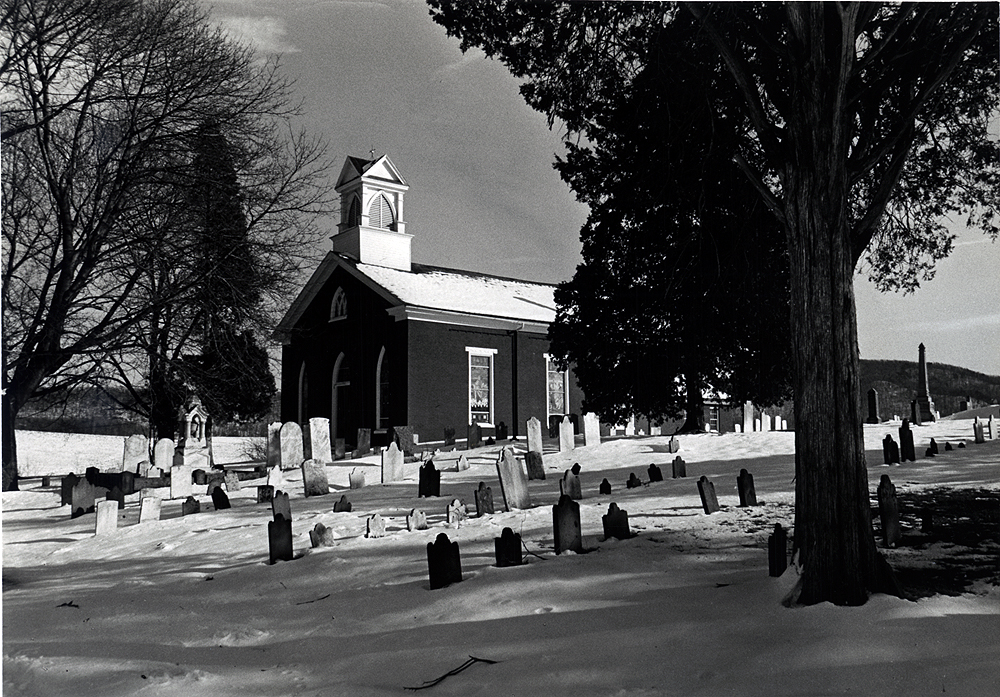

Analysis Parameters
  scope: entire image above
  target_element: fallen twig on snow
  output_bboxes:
[405,655,499,691]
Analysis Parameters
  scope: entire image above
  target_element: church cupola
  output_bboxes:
[331,154,412,271]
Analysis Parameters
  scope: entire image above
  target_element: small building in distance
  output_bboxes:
[273,154,584,449]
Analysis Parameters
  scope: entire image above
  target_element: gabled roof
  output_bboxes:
[335,154,407,190]
[273,253,558,342]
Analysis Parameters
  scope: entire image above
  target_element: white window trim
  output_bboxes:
[544,353,570,420]
[466,347,497,427]
[329,287,347,323]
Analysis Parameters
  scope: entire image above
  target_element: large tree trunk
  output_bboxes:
[2,388,18,492]
[783,4,898,606]
[679,371,706,433]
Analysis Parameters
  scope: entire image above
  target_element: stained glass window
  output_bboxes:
[470,354,491,424]
[546,357,568,418]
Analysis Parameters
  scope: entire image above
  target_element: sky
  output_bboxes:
[209,0,1000,377]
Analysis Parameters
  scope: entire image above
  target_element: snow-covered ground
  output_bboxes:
[4,419,999,697]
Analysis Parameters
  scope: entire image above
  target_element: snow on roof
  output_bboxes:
[354,261,558,324]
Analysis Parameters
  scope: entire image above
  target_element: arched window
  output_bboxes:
[376,346,390,429]
[330,287,347,321]
[331,353,350,440]
[368,193,396,230]
[347,195,362,228]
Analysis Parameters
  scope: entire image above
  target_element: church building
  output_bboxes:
[274,155,584,449]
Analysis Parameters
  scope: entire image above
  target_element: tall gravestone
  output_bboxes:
[737,469,757,507]
[743,401,754,433]
[278,421,304,471]
[170,463,194,500]
[122,434,148,474]
[526,417,543,456]
[560,468,582,500]
[913,343,937,423]
[552,494,583,554]
[474,482,494,517]
[266,421,282,470]
[583,412,601,447]
[558,416,575,452]
[356,428,372,457]
[882,435,901,465]
[381,442,404,484]
[496,448,531,510]
[494,527,523,567]
[418,460,440,498]
[393,425,415,457]
[153,438,174,475]
[877,475,902,548]
[304,417,332,463]
[697,476,720,514]
[95,499,118,535]
[602,502,631,541]
[898,420,916,462]
[866,388,880,424]
[427,533,462,589]
[175,396,211,470]
[301,459,330,497]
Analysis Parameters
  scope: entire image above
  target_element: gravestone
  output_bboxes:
[467,422,483,450]
[524,451,545,480]
[602,502,631,541]
[599,478,612,495]
[268,517,293,563]
[175,396,210,470]
[170,464,194,499]
[334,438,346,460]
[333,495,352,513]
[356,427,372,457]
[138,496,161,524]
[381,442,404,484]
[959,441,966,448]
[626,473,642,489]
[474,482,494,517]
[668,436,680,454]
[560,468,582,500]
[866,388,880,424]
[494,527,523,567]
[61,473,80,507]
[671,456,687,479]
[446,498,468,526]
[267,421,282,470]
[763,413,774,432]
[944,441,953,452]
[583,412,601,447]
[526,416,543,456]
[552,494,583,555]
[278,421,304,471]
[877,475,902,548]
[988,415,996,440]
[95,499,118,535]
[106,486,125,510]
[365,513,386,538]
[301,459,330,497]
[71,479,98,518]
[309,522,336,548]
[444,427,456,446]
[418,460,440,498]
[898,420,916,462]
[559,416,575,452]
[181,496,200,516]
[697,476,720,514]
[743,401,754,433]
[882,435,901,465]
[349,468,365,490]
[406,508,428,531]
[304,417,332,463]
[154,438,174,475]
[272,491,291,522]
[457,453,470,471]
[211,487,231,510]
[257,485,274,504]
[122,434,148,473]
[737,469,757,507]
[647,463,663,483]
[267,464,283,489]
[427,533,462,589]
[973,417,985,444]
[393,425,415,457]
[496,448,531,510]
[224,471,241,492]
[496,422,508,441]
[768,524,787,577]
[193,469,207,486]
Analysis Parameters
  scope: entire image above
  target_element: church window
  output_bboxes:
[376,347,390,429]
[330,287,347,321]
[545,355,570,419]
[467,347,497,426]
[347,195,361,227]
[368,193,396,230]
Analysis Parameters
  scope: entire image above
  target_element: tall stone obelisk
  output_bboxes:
[913,343,936,423]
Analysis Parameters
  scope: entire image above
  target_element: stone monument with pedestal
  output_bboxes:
[173,395,211,470]
[913,343,937,423]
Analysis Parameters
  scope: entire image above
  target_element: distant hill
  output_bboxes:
[859,359,1000,420]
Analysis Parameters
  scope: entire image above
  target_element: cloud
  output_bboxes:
[915,312,1000,333]
[217,15,299,55]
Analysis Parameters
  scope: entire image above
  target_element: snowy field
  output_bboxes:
[4,418,999,697]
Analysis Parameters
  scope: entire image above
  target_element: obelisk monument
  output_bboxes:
[913,343,936,423]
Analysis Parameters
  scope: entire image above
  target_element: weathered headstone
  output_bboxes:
[266,464,283,489]
[526,416,543,456]
[154,438,174,475]
[193,469,208,486]
[267,421,282,470]
[279,421,304,471]
[257,485,274,504]
[973,417,986,444]
[768,523,787,577]
[697,476,720,514]
[671,456,687,479]
[272,491,291,522]
[474,482,494,517]
[524,451,545,480]
[583,412,601,447]
[988,415,996,440]
[467,422,483,450]
[333,495,352,513]
[882,434,901,465]
[418,460,440,498]
[446,498,468,526]
[349,468,365,490]
[138,495,161,524]
[61,473,80,507]
[356,427,372,457]
[393,425,415,457]
[444,427,456,446]
[494,527,523,567]
[958,441,966,448]
[737,469,757,507]
[944,441,953,452]
[365,513,386,538]
[121,434,148,474]
[647,463,663,483]
[95,499,118,535]
[899,420,916,462]
[866,388,880,424]
[668,436,680,454]
[560,468,582,500]
[877,474,902,548]
[599,478,612,495]
[626,473,642,489]
[268,517,293,563]
[304,417,332,463]
[211,486,231,510]
[457,453,470,471]
[427,533,463,589]
[743,401,754,433]
[301,459,330,497]
[170,464,194,499]
[552,494,583,555]
[496,421,508,441]
[496,448,531,510]
[381,442,404,484]
[181,496,200,516]
[333,438,346,460]
[406,508,428,531]
[106,486,125,510]
[71,479,98,518]
[224,471,241,492]
[309,522,336,548]
[558,416,575,452]
[602,502,631,541]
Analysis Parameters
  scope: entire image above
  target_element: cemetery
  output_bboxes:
[3,413,999,696]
